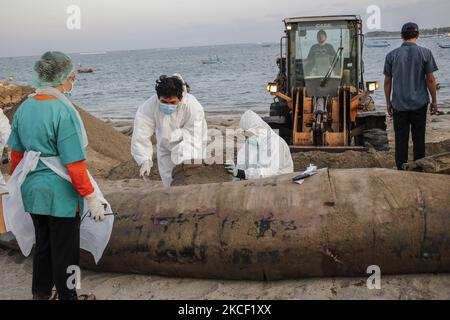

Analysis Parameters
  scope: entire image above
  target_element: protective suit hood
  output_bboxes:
[237,110,294,180]
[240,110,273,136]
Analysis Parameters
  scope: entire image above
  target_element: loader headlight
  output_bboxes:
[366,81,379,92]
[267,82,278,94]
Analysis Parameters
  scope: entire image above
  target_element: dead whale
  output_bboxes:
[78,168,450,280]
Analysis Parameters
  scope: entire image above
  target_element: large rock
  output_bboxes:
[0,82,132,178]
[403,152,450,174]
[0,82,34,108]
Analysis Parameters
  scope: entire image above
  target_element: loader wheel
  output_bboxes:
[363,128,389,151]
[270,102,290,117]
[272,125,292,145]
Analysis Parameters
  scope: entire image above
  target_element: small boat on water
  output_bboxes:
[365,41,390,48]
[438,43,450,49]
[202,55,221,64]
[79,51,107,55]
[77,64,95,74]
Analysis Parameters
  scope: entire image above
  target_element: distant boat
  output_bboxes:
[77,64,94,74]
[79,51,107,55]
[438,43,450,49]
[365,41,390,48]
[202,55,221,64]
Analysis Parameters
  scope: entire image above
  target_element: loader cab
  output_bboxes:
[266,15,387,151]
[291,19,362,96]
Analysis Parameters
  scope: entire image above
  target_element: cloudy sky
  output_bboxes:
[0,0,448,57]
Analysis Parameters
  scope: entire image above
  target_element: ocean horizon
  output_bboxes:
[1,39,449,120]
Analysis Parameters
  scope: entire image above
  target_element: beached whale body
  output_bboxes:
[81,168,450,280]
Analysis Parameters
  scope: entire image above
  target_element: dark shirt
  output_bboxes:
[384,42,438,111]
[305,43,336,74]
[307,43,336,60]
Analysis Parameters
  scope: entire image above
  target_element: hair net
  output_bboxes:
[33,51,75,88]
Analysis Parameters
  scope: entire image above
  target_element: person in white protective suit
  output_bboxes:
[0,109,11,193]
[224,110,294,180]
[131,75,208,187]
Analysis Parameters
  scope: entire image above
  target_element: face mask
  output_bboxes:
[246,135,258,146]
[159,102,179,115]
[64,79,74,98]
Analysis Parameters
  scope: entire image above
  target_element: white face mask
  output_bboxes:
[246,135,258,146]
[64,79,74,97]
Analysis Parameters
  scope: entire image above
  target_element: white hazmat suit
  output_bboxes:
[236,110,293,179]
[131,87,207,187]
[0,110,11,193]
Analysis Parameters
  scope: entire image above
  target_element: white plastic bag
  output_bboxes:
[41,157,113,264]
[4,151,113,264]
[3,151,41,256]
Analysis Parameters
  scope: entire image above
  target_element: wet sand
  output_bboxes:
[1,248,450,300]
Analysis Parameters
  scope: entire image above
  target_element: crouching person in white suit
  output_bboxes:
[225,110,294,180]
[131,75,208,187]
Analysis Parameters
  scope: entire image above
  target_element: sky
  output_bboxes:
[0,0,449,57]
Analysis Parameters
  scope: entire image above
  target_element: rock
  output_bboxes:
[0,82,132,178]
[403,152,450,174]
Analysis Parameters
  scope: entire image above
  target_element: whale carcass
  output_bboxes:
[79,168,450,280]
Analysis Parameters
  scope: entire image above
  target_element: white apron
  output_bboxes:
[2,87,113,264]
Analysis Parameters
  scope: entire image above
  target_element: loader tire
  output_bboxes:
[363,128,389,151]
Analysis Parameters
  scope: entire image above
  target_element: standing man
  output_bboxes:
[131,75,207,187]
[384,22,439,170]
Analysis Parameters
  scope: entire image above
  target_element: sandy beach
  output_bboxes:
[2,247,450,300]
[1,82,450,300]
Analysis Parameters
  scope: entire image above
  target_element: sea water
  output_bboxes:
[1,38,449,120]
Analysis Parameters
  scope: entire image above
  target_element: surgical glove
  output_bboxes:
[140,160,152,178]
[86,194,106,222]
[224,161,238,177]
